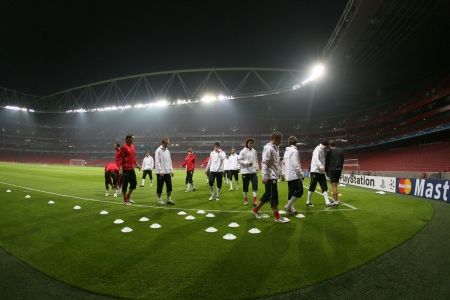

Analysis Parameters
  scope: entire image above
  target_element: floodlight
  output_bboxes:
[201,94,217,103]
[310,63,325,80]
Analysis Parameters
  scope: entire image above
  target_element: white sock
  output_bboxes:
[307,191,312,204]
[229,181,233,189]
[141,179,145,186]
[252,191,257,198]
[217,188,221,197]
[323,191,330,204]
[186,183,191,191]
[168,195,172,201]
[287,196,296,208]
[243,192,248,198]
[209,186,214,195]
[235,181,239,189]
[158,196,162,202]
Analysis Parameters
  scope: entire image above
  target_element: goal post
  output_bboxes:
[70,159,87,166]
[343,158,359,175]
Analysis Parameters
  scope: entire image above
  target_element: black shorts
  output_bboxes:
[122,169,137,192]
[157,173,172,194]
[209,171,223,188]
[328,170,342,183]
[288,179,303,199]
[185,170,194,184]
[260,179,278,207]
[142,169,153,180]
[242,173,258,192]
[228,170,239,181]
[105,171,118,188]
[309,172,328,192]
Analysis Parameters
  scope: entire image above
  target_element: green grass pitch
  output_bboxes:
[0,162,433,299]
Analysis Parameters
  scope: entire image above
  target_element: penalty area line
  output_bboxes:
[0,181,357,214]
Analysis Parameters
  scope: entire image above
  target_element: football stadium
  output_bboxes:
[1,1,450,299]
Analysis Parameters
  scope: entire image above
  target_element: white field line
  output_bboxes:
[0,181,357,214]
[303,185,358,210]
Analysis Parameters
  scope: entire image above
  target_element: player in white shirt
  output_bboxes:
[155,137,175,205]
[140,152,154,187]
[238,138,259,206]
[307,140,335,207]
[227,148,240,191]
[223,157,230,185]
[251,132,289,223]
[206,142,226,201]
[283,136,304,214]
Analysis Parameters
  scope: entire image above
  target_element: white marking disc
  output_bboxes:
[73,205,81,210]
[25,195,31,199]
[185,215,196,220]
[376,191,386,195]
[6,189,12,193]
[196,210,206,214]
[121,227,133,233]
[248,228,261,234]
[113,219,124,224]
[205,213,215,218]
[223,233,237,240]
[139,217,150,222]
[339,184,346,187]
[296,213,306,219]
[99,210,109,215]
[228,222,240,228]
[177,211,187,215]
[205,227,218,233]
[48,200,55,205]
[150,223,161,229]
[261,214,270,219]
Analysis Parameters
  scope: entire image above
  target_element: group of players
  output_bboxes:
[104,132,343,223]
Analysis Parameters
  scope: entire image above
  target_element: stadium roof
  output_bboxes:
[1,0,449,112]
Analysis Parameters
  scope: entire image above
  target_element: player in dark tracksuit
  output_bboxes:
[325,139,344,204]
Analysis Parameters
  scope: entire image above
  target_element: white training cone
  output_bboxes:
[185,215,196,220]
[196,210,206,214]
[150,223,161,229]
[121,227,133,233]
[205,227,218,233]
[205,213,215,218]
[48,200,55,205]
[6,189,11,193]
[261,214,270,219]
[228,222,240,228]
[113,219,124,224]
[73,205,81,210]
[376,191,386,195]
[223,233,237,240]
[139,217,150,222]
[25,195,31,199]
[99,210,109,215]
[177,211,187,216]
[296,213,306,219]
[248,228,261,234]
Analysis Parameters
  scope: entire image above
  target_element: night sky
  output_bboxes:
[0,0,347,95]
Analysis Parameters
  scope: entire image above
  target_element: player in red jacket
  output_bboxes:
[182,148,197,192]
[114,143,122,195]
[104,162,119,198]
[118,134,141,205]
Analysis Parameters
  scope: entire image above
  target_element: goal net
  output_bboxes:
[70,159,87,166]
[343,158,359,175]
